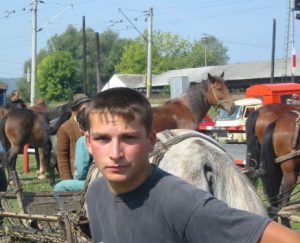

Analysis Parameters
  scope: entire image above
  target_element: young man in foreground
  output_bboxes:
[85,87,300,243]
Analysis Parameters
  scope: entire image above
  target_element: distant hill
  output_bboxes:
[0,77,17,93]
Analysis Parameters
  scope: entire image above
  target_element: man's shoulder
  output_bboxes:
[57,117,74,131]
[152,167,210,202]
[86,176,105,196]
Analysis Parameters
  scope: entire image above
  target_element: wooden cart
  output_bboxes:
[0,171,91,242]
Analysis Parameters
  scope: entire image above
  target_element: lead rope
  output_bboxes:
[150,130,227,166]
[209,83,220,107]
[209,82,233,109]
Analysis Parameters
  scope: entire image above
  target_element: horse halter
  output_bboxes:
[209,82,231,109]
[209,82,221,108]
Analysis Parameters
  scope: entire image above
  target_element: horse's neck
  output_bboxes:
[184,82,210,122]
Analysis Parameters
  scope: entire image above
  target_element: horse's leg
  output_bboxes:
[34,147,41,175]
[278,168,298,228]
[5,146,20,184]
[44,139,55,185]
[37,147,46,180]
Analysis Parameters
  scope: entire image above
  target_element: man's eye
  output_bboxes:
[94,136,110,143]
[123,135,137,141]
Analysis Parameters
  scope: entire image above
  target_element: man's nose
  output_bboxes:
[109,140,124,159]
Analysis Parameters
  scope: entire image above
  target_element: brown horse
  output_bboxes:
[152,72,235,133]
[260,110,300,227]
[0,104,72,185]
[245,103,300,171]
[0,109,51,181]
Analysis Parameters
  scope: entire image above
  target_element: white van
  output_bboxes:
[212,98,262,143]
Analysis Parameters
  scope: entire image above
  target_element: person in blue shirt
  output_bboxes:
[54,107,93,191]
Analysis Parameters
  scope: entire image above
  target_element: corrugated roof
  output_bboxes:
[108,58,299,89]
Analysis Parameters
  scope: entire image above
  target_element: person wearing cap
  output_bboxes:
[286,94,300,105]
[56,93,91,180]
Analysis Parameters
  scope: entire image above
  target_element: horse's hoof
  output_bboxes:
[37,174,47,180]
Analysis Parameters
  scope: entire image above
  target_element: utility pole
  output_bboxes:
[202,34,208,67]
[95,32,101,93]
[31,0,38,105]
[82,16,87,94]
[291,0,296,82]
[146,7,153,98]
[271,19,276,84]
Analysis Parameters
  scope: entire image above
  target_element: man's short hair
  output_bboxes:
[86,87,153,134]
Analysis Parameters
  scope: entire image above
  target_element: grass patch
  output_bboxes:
[15,154,56,192]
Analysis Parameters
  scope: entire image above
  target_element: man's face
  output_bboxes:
[85,113,156,194]
[12,93,20,101]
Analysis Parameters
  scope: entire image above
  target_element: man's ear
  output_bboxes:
[148,129,157,152]
[85,131,93,154]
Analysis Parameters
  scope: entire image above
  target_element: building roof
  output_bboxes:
[105,58,299,90]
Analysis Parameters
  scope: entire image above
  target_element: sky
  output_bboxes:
[0,0,296,78]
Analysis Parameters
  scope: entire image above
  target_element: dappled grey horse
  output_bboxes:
[85,129,267,216]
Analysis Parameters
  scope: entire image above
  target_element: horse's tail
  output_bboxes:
[260,121,282,206]
[245,109,260,169]
[0,115,9,151]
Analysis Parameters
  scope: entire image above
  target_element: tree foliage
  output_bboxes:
[16,26,228,102]
[37,51,77,101]
[116,31,228,74]
[49,26,128,96]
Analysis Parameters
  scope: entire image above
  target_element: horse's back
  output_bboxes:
[152,100,196,132]
[273,111,300,156]
[5,109,35,136]
[4,109,47,145]
[255,103,297,143]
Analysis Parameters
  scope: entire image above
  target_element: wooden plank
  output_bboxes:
[0,190,83,215]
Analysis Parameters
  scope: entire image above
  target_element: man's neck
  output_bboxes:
[108,164,153,195]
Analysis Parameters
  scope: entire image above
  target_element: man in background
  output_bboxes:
[4,90,27,109]
[56,94,91,180]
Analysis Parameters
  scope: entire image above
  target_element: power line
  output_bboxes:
[118,8,147,41]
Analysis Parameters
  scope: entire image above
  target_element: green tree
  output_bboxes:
[197,35,229,66]
[116,31,228,74]
[37,51,77,101]
[99,30,129,87]
[17,48,49,102]
[115,38,147,74]
[49,26,128,96]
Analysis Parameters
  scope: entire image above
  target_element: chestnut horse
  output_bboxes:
[260,110,300,227]
[152,72,235,133]
[245,103,300,172]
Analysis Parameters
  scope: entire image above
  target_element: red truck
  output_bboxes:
[245,82,300,104]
